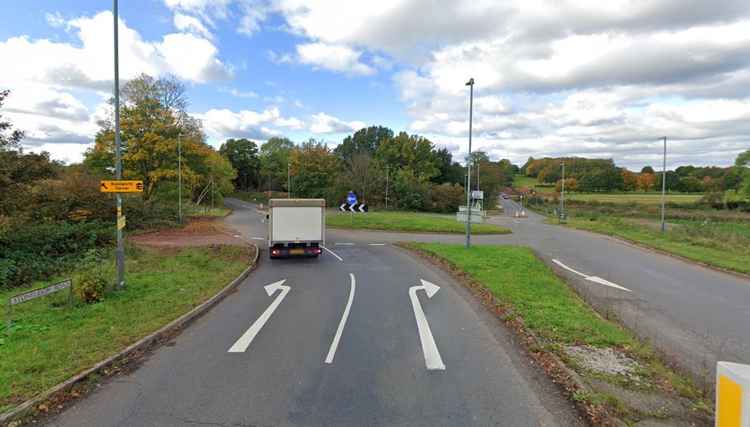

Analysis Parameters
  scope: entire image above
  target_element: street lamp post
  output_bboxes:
[560,160,565,223]
[113,0,125,290]
[287,160,291,198]
[660,136,667,233]
[385,165,389,210]
[465,78,474,249]
[177,132,182,223]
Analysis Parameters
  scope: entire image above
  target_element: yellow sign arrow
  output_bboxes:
[100,180,143,193]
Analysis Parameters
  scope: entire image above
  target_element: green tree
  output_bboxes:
[289,140,339,200]
[335,126,393,161]
[736,150,750,198]
[220,138,260,190]
[259,137,294,192]
[83,74,232,201]
[0,89,23,150]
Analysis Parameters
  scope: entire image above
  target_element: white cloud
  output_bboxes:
[309,112,365,134]
[174,13,213,39]
[296,42,375,76]
[197,106,305,142]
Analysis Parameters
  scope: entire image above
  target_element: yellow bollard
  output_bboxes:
[717,361,750,426]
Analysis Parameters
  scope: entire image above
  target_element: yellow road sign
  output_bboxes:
[100,180,143,193]
[117,215,126,230]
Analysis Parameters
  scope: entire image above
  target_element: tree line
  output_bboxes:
[223,126,516,212]
[522,156,749,196]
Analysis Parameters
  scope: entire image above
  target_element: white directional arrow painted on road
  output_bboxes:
[409,279,445,370]
[552,259,632,292]
[228,279,290,353]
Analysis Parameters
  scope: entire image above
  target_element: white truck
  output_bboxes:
[267,198,325,259]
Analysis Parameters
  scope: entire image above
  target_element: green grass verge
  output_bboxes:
[0,245,251,413]
[564,217,750,275]
[566,193,703,205]
[407,243,708,419]
[326,211,511,234]
[409,243,631,346]
[185,205,231,217]
[231,190,288,205]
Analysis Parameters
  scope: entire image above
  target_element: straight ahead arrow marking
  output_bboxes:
[228,279,290,353]
[409,279,445,370]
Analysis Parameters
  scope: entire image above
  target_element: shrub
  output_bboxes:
[0,221,111,289]
[75,267,108,304]
[425,183,464,213]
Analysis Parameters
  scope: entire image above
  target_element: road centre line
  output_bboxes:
[334,242,355,246]
[552,259,632,292]
[325,273,356,364]
[321,245,344,262]
[251,237,265,241]
[368,243,386,246]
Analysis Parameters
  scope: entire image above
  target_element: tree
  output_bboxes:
[344,152,379,203]
[375,132,440,181]
[288,140,339,199]
[220,138,260,190]
[621,169,638,191]
[259,137,294,192]
[637,173,656,192]
[335,126,393,161]
[0,89,23,150]
[737,150,750,198]
[555,178,578,193]
[641,166,655,174]
[83,74,232,201]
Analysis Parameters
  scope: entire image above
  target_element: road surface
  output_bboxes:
[48,200,580,426]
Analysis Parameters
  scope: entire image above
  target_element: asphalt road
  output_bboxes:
[48,200,581,426]
[493,196,750,382]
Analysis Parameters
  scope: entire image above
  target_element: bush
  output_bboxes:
[74,267,108,304]
[425,183,464,213]
[0,221,111,289]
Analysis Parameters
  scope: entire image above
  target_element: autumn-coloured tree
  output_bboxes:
[621,169,638,191]
[637,173,656,192]
[288,140,340,200]
[555,177,578,193]
[84,75,234,201]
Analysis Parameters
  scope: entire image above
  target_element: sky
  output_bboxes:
[1,0,749,170]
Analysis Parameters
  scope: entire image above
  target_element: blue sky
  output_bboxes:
[1,0,749,169]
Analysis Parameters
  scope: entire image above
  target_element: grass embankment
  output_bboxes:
[406,243,709,422]
[565,216,750,275]
[326,211,511,234]
[0,245,252,414]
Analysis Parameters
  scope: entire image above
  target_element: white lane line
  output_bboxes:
[409,279,445,371]
[321,245,344,262]
[228,279,290,353]
[552,259,588,278]
[552,259,632,293]
[325,273,356,364]
[368,243,386,246]
[585,276,632,293]
[251,237,265,241]
[334,242,355,246]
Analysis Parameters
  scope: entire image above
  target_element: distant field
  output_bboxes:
[512,175,552,190]
[566,193,702,205]
[326,211,511,234]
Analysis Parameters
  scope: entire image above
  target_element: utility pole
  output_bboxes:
[385,165,389,210]
[560,161,565,223]
[465,78,474,248]
[177,132,182,223]
[113,0,125,290]
[660,136,667,233]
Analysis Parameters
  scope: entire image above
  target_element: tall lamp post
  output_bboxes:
[560,160,565,223]
[465,78,474,248]
[113,0,125,289]
[660,136,667,233]
[177,132,182,223]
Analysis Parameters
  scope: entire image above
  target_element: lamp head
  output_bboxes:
[465,78,474,86]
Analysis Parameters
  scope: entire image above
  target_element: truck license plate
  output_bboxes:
[290,248,305,255]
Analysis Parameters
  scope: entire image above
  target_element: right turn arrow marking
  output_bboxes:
[228,279,290,353]
[409,279,445,370]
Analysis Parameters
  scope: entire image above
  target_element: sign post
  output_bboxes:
[101,179,143,290]
[6,279,73,330]
[347,191,357,225]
